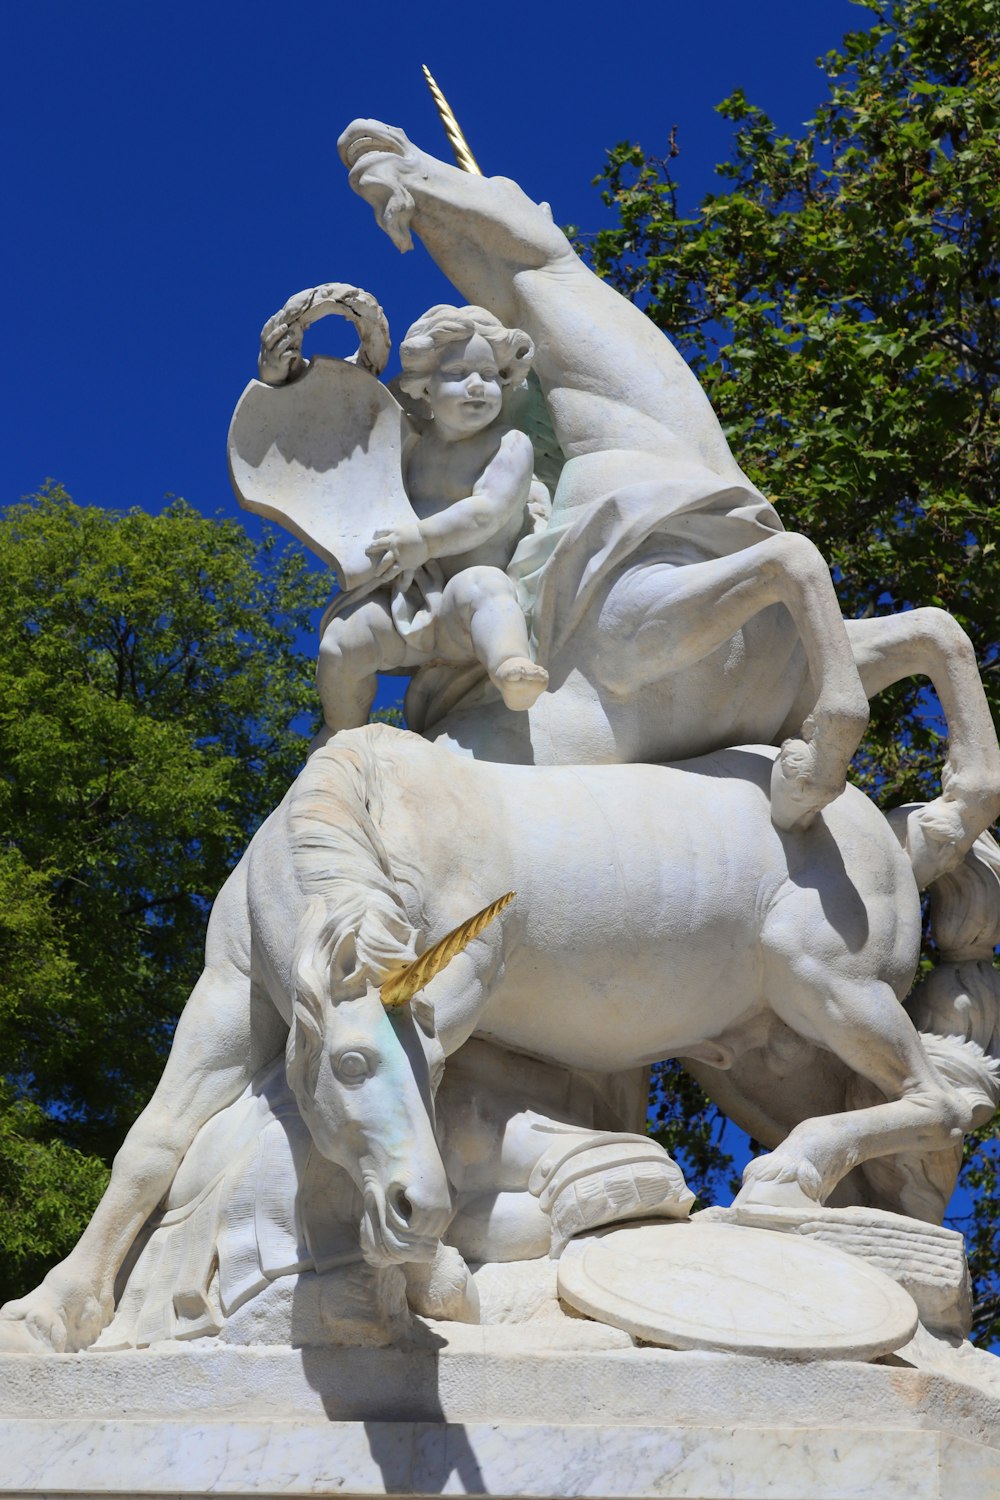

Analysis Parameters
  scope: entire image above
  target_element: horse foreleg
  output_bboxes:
[737,956,972,1212]
[845,610,1000,887]
[600,531,870,828]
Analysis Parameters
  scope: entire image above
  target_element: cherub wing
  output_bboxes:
[505,370,566,503]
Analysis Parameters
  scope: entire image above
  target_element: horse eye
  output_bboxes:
[336,1049,371,1083]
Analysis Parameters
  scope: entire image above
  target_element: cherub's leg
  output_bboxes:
[442,568,548,712]
[316,596,409,733]
[845,610,1000,887]
[599,532,869,828]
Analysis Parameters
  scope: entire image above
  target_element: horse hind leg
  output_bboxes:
[598,531,869,828]
[845,610,1000,888]
[736,950,973,1211]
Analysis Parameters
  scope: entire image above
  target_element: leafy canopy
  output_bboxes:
[577,0,1000,1341]
[0,486,327,1296]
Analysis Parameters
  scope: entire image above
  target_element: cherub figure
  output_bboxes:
[316,304,548,732]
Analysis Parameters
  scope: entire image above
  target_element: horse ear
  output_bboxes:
[410,995,436,1034]
[330,929,360,986]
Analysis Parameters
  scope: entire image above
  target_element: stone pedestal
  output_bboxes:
[2,1329,998,1499]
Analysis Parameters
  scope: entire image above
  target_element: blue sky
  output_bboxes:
[5,0,863,525]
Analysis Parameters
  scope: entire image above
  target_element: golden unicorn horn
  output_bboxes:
[380,891,515,1008]
[422,64,483,176]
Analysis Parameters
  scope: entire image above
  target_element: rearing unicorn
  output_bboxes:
[337,118,1000,887]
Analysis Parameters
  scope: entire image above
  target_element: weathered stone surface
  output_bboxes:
[1,1343,998,1498]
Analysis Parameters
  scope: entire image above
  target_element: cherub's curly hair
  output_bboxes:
[398,304,534,400]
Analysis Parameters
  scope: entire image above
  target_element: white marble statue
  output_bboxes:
[332,119,1000,894]
[3,725,999,1353]
[3,113,1000,1446]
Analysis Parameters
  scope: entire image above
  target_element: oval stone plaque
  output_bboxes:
[557,1219,918,1359]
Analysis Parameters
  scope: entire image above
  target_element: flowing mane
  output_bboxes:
[285,725,419,1094]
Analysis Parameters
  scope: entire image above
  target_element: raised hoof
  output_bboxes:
[736,1146,825,1213]
[887,799,972,890]
[769,739,845,832]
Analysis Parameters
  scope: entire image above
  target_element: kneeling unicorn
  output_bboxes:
[3,725,997,1351]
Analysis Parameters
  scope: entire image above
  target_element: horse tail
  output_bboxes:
[856,829,1000,1222]
[284,724,420,1098]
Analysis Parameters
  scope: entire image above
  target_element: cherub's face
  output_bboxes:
[425,333,503,437]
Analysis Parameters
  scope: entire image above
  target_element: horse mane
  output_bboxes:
[284,725,420,1095]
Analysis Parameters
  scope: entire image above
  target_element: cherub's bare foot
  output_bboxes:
[769,728,848,832]
[493,658,548,712]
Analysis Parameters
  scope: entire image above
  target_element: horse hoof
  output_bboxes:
[736,1147,825,1212]
[887,800,968,890]
[0,1319,49,1355]
[404,1244,480,1323]
[733,1175,819,1213]
[769,744,825,831]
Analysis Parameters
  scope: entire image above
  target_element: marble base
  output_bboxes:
[1,1333,999,1498]
[0,1414,996,1499]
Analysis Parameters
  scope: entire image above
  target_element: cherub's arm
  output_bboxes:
[367,430,533,577]
[421,429,534,558]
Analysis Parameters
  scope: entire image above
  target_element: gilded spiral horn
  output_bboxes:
[380,891,516,1008]
[422,64,483,176]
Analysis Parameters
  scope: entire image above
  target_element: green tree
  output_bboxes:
[578,0,1000,1340]
[0,486,327,1298]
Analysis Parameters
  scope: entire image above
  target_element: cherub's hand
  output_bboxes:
[366,524,430,579]
[258,313,307,386]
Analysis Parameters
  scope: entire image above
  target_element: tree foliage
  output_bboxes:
[577,0,1000,1340]
[0,486,327,1298]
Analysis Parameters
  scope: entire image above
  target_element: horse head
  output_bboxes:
[284,891,515,1268]
[286,918,451,1267]
[337,120,425,253]
[337,118,567,324]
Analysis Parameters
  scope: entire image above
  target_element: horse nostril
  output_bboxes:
[389,1184,413,1225]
